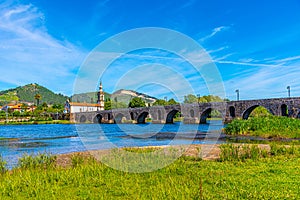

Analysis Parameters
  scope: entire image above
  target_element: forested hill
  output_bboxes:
[0,84,69,105]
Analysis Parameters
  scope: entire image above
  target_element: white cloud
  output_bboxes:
[219,58,300,100]
[271,55,300,64]
[0,2,86,95]
[199,26,230,42]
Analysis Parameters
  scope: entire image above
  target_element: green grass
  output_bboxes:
[0,147,300,199]
[224,116,300,139]
[0,120,73,125]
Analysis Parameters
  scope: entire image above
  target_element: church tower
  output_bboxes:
[97,82,105,110]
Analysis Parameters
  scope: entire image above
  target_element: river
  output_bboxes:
[0,121,224,168]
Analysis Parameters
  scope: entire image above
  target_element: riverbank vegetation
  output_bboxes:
[0,144,299,199]
[0,102,70,125]
[225,115,300,139]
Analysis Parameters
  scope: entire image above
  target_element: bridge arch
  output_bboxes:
[166,109,179,124]
[242,105,274,119]
[79,115,87,123]
[200,108,211,124]
[200,108,223,124]
[93,114,102,124]
[281,104,288,116]
[114,113,124,124]
[130,112,134,120]
[137,112,149,124]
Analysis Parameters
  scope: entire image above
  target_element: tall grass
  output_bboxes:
[225,116,300,138]
[219,143,300,162]
[219,144,268,161]
[0,155,6,174]
[17,153,56,169]
[0,149,300,199]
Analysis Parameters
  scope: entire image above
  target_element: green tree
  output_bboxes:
[153,99,168,106]
[105,100,112,110]
[184,94,198,103]
[12,111,21,117]
[128,97,146,108]
[184,94,225,103]
[52,104,63,110]
[167,98,178,105]
[42,102,48,109]
[34,94,42,106]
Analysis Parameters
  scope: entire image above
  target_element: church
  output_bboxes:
[65,82,105,113]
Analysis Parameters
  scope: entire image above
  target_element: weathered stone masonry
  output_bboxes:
[71,97,300,124]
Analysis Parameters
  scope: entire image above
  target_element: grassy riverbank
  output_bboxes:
[0,144,299,199]
[225,116,300,139]
[0,120,73,125]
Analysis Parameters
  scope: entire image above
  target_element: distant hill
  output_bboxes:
[0,84,158,106]
[0,83,69,105]
[111,89,157,105]
[71,89,157,105]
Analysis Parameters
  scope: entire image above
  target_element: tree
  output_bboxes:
[167,98,178,105]
[34,93,42,106]
[42,102,48,108]
[184,94,225,103]
[128,97,146,108]
[105,100,112,110]
[153,99,168,106]
[12,111,21,117]
[184,94,198,103]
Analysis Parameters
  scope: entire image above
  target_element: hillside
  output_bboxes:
[71,92,110,103]
[111,89,157,104]
[0,84,68,105]
[71,89,157,105]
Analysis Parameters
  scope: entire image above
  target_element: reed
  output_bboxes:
[17,153,56,169]
[0,155,6,174]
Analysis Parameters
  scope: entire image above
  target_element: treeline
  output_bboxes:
[183,94,229,103]
[0,103,65,120]
[104,94,228,110]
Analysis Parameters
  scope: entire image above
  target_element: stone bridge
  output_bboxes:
[71,97,300,124]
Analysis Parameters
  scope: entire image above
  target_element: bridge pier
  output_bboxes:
[183,117,200,124]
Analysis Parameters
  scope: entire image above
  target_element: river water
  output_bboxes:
[0,121,224,168]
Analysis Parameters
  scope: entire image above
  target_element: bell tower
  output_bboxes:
[97,81,105,110]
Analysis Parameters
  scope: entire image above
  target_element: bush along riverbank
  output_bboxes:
[224,116,300,139]
[0,144,300,199]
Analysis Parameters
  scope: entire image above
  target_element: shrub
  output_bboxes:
[224,116,300,139]
[17,153,56,169]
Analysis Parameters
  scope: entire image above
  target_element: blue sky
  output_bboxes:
[1,0,300,101]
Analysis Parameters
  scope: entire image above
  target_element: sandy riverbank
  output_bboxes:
[54,143,271,167]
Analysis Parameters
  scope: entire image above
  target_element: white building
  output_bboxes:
[66,82,105,114]
[69,102,100,113]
